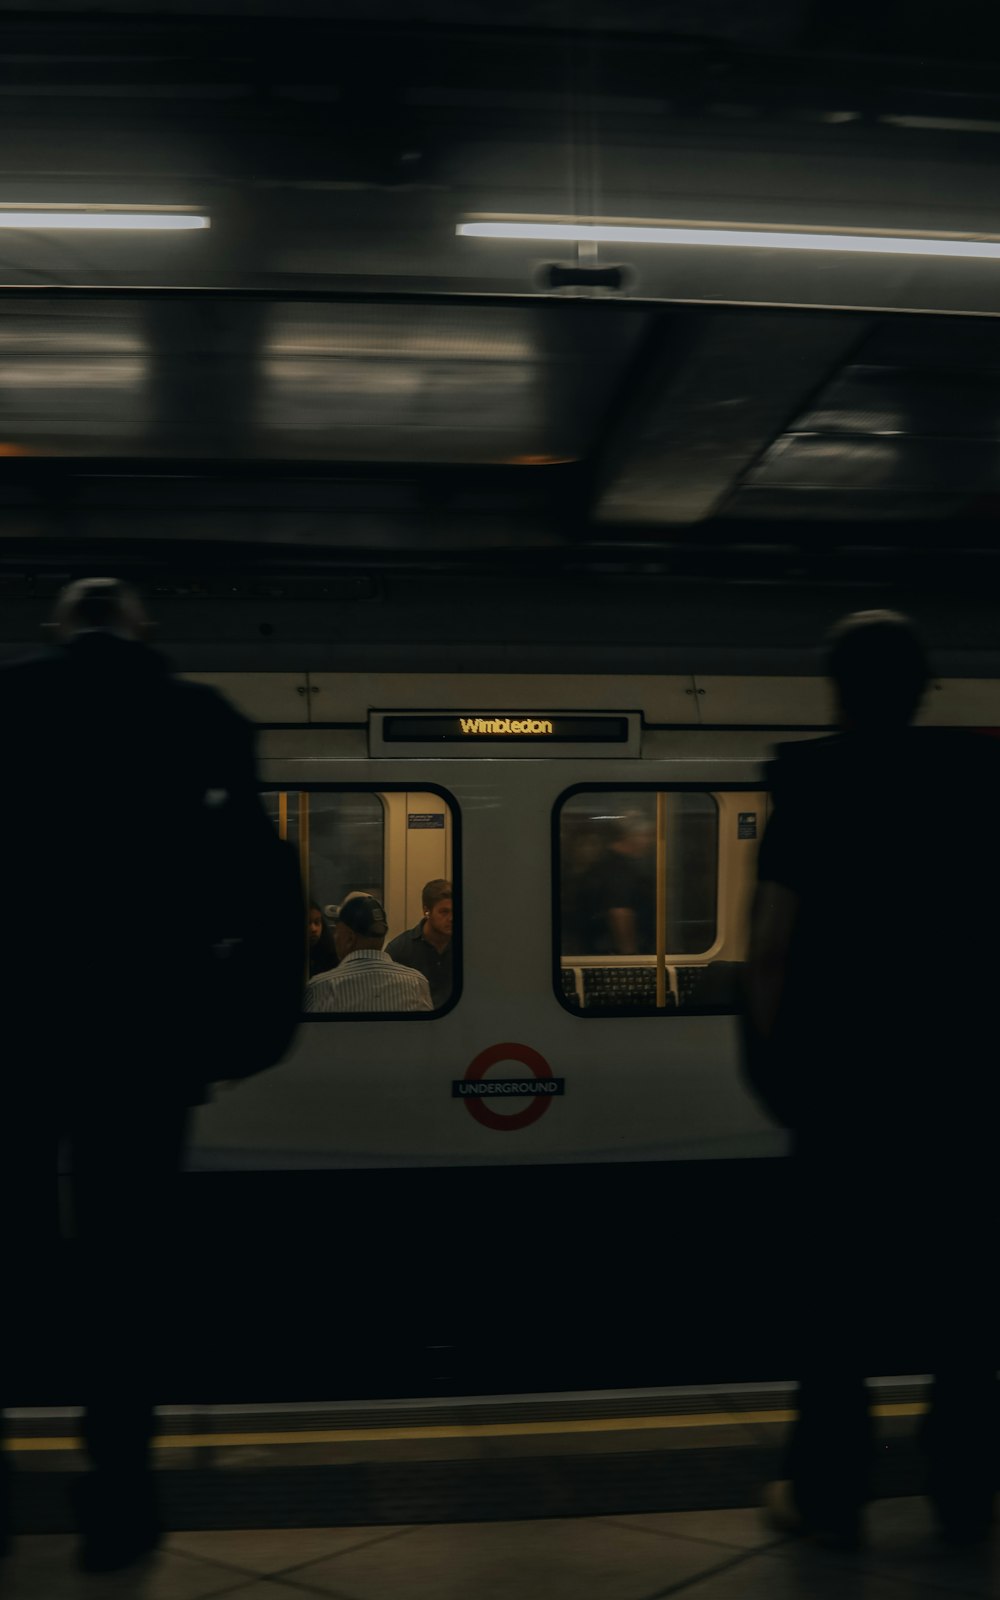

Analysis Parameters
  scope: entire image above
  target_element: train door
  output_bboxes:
[381,790,453,936]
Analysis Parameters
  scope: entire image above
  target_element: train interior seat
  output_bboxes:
[561,960,745,1010]
[675,961,745,1008]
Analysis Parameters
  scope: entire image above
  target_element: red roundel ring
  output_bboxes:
[462,1042,555,1132]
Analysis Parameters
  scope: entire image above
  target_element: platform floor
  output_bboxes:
[3,1381,995,1597]
[2,1497,999,1599]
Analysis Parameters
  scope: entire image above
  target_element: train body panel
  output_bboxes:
[183,670,1000,730]
[192,740,780,1171]
[187,672,1000,1173]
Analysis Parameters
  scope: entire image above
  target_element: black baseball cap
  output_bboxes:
[335,894,389,937]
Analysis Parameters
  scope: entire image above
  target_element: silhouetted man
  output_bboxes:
[0,579,301,1570]
[747,610,999,1546]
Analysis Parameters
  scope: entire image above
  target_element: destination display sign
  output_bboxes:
[369,710,641,758]
[381,713,630,744]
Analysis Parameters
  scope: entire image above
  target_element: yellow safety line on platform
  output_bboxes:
[4,1401,927,1452]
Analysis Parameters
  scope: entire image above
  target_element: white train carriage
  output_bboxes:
[190,671,1000,1172]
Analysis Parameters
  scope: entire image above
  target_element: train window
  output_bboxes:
[262,787,458,1017]
[556,787,764,1015]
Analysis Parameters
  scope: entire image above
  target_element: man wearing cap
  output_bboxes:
[304,892,433,1013]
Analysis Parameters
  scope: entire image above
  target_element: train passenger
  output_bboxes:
[571,815,655,955]
[305,892,432,1012]
[384,878,453,1008]
[0,578,303,1572]
[308,900,339,978]
[747,609,1000,1548]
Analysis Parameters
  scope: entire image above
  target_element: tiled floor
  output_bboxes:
[1,1499,997,1600]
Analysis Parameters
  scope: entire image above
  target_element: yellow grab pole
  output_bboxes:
[656,792,667,1008]
[278,791,288,842]
[298,791,310,896]
[299,792,311,982]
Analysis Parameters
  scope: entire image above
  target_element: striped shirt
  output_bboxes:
[304,949,433,1014]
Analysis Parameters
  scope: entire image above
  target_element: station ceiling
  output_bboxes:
[0,3,999,584]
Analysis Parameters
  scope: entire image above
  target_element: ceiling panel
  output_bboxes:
[0,298,649,464]
[2,294,1000,540]
[0,302,153,451]
[594,311,868,525]
[746,435,1000,492]
[720,314,1000,524]
[256,303,647,463]
[798,366,1000,437]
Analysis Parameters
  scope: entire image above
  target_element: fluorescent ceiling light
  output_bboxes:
[0,209,209,230]
[882,115,1000,134]
[457,220,1000,259]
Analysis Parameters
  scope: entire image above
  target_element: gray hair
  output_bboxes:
[52,578,149,640]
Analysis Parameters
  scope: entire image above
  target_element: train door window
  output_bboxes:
[556,787,764,1015]
[262,787,459,1016]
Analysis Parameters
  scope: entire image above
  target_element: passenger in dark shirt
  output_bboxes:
[573,819,655,955]
[384,878,453,1008]
[747,610,1000,1548]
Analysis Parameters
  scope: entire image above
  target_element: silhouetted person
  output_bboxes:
[747,610,999,1546]
[571,816,655,955]
[0,579,302,1571]
[384,879,453,1008]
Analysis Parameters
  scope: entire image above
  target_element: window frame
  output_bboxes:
[261,780,462,1023]
[552,780,758,1019]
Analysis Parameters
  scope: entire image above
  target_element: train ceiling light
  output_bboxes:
[457,219,1000,260]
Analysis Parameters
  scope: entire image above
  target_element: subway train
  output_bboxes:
[190,667,1000,1175]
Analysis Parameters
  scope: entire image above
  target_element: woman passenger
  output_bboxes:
[308,901,339,978]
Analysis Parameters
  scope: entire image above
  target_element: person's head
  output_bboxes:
[51,577,150,642]
[333,891,389,960]
[607,815,653,858]
[826,610,929,731]
[421,879,453,940]
[308,901,339,974]
[308,902,326,946]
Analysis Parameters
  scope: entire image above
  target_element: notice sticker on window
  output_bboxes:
[738,812,758,840]
[408,813,445,829]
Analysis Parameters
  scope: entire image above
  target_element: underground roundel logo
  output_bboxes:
[453,1042,566,1131]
